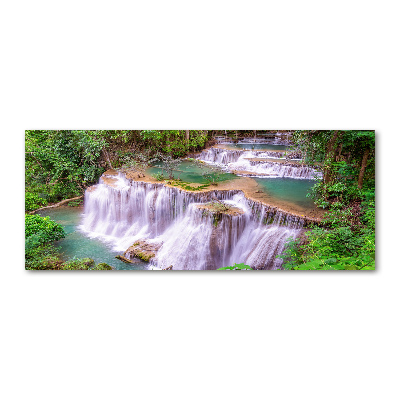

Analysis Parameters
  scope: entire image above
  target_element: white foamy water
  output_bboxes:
[81,176,305,270]
[198,147,321,180]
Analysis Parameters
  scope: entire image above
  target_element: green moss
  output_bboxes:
[213,214,221,227]
[204,201,231,213]
[167,179,210,192]
[61,258,95,270]
[92,263,113,270]
[135,251,155,262]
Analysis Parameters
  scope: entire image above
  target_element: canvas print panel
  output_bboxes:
[25,130,375,270]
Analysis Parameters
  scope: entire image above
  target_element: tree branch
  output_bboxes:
[28,196,84,214]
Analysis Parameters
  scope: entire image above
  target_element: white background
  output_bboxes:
[1,1,399,399]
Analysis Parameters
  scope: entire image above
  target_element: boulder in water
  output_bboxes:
[124,240,162,262]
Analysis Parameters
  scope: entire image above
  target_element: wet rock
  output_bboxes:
[124,240,163,262]
[94,263,114,270]
[116,255,136,264]
[104,169,118,176]
[197,202,244,216]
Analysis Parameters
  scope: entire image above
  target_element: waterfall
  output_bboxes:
[236,161,319,179]
[199,148,286,163]
[81,175,306,270]
[197,148,321,179]
[198,148,246,163]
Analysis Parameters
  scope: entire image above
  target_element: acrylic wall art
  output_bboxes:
[25,130,375,270]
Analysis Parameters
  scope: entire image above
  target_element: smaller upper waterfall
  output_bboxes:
[197,147,321,180]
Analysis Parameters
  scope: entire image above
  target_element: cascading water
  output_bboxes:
[199,148,285,163]
[197,148,321,179]
[81,172,306,270]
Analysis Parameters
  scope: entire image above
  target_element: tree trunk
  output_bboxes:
[358,148,370,189]
[28,196,84,214]
[102,148,113,169]
[324,131,339,185]
[186,130,190,142]
[336,143,343,161]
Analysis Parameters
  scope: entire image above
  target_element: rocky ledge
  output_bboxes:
[231,170,278,177]
[197,201,245,216]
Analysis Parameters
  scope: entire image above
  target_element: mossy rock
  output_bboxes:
[124,240,161,262]
[93,263,113,270]
[61,258,95,270]
[135,251,155,262]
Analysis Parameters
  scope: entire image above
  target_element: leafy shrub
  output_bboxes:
[25,243,62,270]
[25,192,47,211]
[153,172,165,181]
[25,214,65,244]
[279,225,375,271]
[25,215,66,270]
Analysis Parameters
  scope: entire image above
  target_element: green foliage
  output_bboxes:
[204,201,231,213]
[279,196,375,271]
[307,179,362,209]
[25,243,62,270]
[25,130,213,207]
[61,258,95,270]
[218,263,253,270]
[288,256,374,271]
[25,214,66,270]
[25,130,106,203]
[279,131,375,271]
[25,214,65,243]
[168,180,209,191]
[140,130,208,157]
[153,172,165,181]
[92,263,113,270]
[293,130,375,208]
[25,192,47,211]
